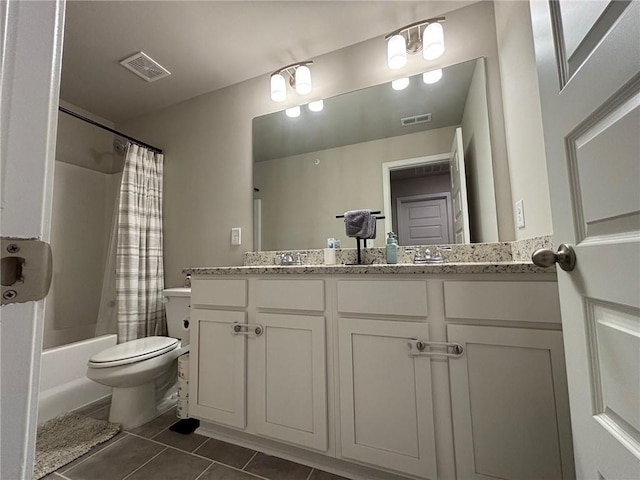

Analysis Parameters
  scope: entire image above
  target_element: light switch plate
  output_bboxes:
[231,227,241,245]
[515,199,525,229]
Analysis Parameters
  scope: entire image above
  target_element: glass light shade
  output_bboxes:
[387,34,407,70]
[391,77,410,91]
[295,65,312,95]
[423,68,443,84]
[270,74,287,102]
[308,100,324,112]
[285,106,301,118]
[423,22,445,60]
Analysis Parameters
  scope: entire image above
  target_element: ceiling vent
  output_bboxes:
[401,113,432,127]
[119,52,171,82]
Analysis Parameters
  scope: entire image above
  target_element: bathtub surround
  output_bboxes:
[45,103,122,349]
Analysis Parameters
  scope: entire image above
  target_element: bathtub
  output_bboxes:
[38,334,117,423]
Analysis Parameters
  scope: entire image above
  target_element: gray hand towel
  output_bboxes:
[344,209,376,239]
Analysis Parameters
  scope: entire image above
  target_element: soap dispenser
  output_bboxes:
[386,232,398,264]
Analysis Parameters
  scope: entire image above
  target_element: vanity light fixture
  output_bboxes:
[391,77,410,91]
[387,34,407,70]
[423,68,443,84]
[308,99,324,112]
[270,61,314,102]
[285,106,301,118]
[423,22,445,60]
[385,17,446,70]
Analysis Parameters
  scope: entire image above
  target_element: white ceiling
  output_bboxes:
[60,1,476,122]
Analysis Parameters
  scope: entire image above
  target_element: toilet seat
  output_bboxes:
[88,336,179,368]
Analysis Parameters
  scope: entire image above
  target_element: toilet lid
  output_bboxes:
[88,336,179,367]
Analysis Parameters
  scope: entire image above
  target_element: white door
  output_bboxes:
[252,313,327,451]
[449,127,470,243]
[338,318,437,479]
[531,2,640,478]
[0,1,64,478]
[396,194,452,245]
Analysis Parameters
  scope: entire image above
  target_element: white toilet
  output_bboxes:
[87,287,191,429]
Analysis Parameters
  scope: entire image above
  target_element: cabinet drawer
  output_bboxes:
[256,279,324,311]
[337,280,428,317]
[192,279,247,307]
[443,281,560,323]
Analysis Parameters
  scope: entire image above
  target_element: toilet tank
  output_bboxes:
[163,287,191,346]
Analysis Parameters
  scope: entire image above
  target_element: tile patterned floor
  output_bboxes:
[41,400,348,480]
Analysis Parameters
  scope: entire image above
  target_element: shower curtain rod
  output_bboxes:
[58,106,164,154]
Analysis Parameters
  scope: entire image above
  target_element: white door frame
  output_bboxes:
[382,153,450,237]
[0,1,65,478]
[396,192,453,245]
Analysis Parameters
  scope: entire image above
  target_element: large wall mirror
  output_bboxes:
[253,57,498,251]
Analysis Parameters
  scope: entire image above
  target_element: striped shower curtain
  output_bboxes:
[116,144,167,342]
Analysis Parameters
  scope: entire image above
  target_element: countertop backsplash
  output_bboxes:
[243,236,553,267]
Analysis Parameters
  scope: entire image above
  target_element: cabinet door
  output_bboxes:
[448,325,573,480]
[338,318,437,479]
[189,308,247,429]
[252,313,327,451]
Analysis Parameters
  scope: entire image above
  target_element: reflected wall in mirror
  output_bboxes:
[253,57,498,251]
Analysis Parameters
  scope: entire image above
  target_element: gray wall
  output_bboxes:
[461,59,499,243]
[120,1,514,287]
[494,0,553,240]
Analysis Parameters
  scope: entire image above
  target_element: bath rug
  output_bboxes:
[33,413,120,479]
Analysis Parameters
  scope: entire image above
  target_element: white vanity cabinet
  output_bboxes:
[189,279,249,429]
[338,318,437,479]
[444,281,575,480]
[189,308,247,428]
[188,271,573,480]
[189,278,329,452]
[335,279,438,479]
[250,279,328,451]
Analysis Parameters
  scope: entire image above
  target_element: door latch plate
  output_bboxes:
[1,237,52,305]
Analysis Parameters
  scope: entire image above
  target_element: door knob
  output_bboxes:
[531,244,576,271]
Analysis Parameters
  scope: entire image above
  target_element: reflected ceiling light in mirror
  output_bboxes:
[423,68,443,84]
[308,100,324,112]
[385,17,445,70]
[285,106,301,118]
[387,35,407,69]
[270,61,314,102]
[391,77,410,91]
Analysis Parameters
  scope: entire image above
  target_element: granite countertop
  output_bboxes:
[184,261,554,276]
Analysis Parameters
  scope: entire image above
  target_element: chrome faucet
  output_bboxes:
[413,246,450,264]
[276,252,306,266]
